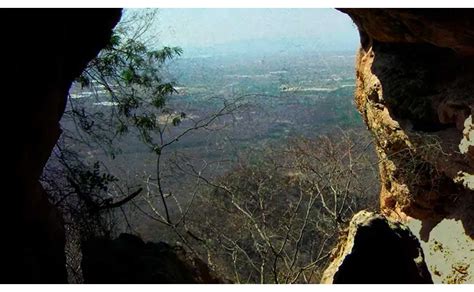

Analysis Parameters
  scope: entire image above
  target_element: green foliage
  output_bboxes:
[74,10,183,150]
[49,9,185,245]
[71,161,118,194]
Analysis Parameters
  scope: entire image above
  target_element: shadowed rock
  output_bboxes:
[1,9,122,283]
[321,211,432,284]
[81,233,226,284]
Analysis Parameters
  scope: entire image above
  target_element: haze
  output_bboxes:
[144,8,359,57]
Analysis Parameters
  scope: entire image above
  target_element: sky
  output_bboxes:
[128,9,360,56]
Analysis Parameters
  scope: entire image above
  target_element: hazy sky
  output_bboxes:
[156,8,358,46]
[147,9,359,51]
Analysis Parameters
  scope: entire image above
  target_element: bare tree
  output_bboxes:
[41,8,380,283]
[142,128,379,283]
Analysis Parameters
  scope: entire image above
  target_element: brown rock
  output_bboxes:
[339,8,474,239]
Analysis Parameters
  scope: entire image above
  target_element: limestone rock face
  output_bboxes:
[339,8,474,237]
[1,9,122,283]
[321,211,432,284]
[337,8,474,283]
[81,233,226,284]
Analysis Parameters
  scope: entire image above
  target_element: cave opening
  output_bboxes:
[40,8,383,284]
[7,7,474,284]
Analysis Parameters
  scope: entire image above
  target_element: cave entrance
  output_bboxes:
[43,8,380,283]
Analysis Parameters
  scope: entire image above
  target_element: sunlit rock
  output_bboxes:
[406,218,473,284]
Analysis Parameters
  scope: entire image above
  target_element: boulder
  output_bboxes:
[321,211,432,284]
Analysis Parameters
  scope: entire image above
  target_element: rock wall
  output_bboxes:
[1,9,122,283]
[336,9,474,283]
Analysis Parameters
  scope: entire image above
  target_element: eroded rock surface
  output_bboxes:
[335,8,474,283]
[321,211,432,284]
[341,9,474,229]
